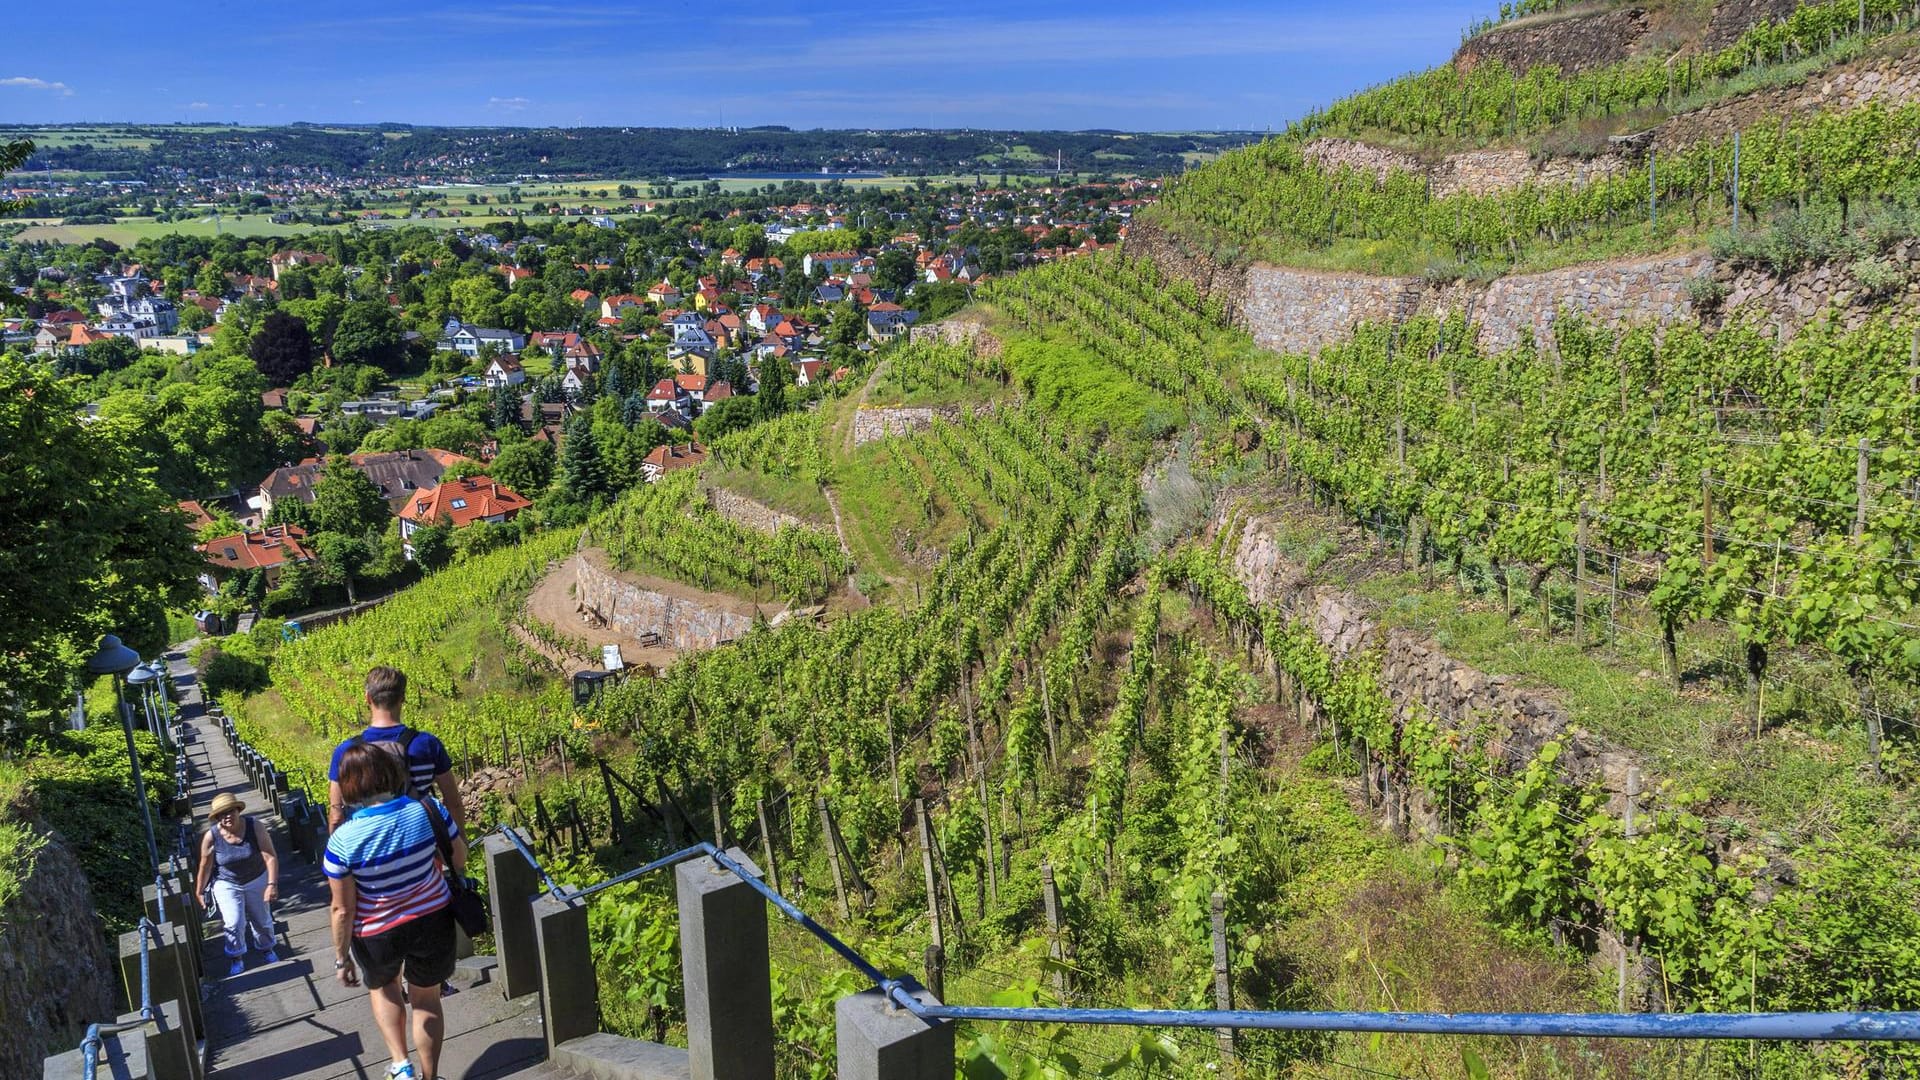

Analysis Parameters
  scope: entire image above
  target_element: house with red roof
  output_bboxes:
[641,441,708,483]
[644,377,687,415]
[397,478,530,557]
[646,280,683,307]
[197,525,315,591]
[601,294,645,320]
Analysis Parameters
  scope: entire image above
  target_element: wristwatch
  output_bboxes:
[334,959,348,970]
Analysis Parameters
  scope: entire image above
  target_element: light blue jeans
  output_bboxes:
[212,873,275,957]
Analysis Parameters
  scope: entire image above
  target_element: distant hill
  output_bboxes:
[0,123,1254,181]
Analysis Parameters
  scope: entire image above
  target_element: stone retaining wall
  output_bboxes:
[574,552,765,651]
[1224,508,1638,837]
[850,404,968,446]
[705,487,805,534]
[1477,252,1710,350]
[1302,139,1627,201]
[1225,242,1710,356]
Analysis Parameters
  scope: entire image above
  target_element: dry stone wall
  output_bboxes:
[1454,6,1651,74]
[1655,52,1920,153]
[1302,139,1627,200]
[706,487,805,533]
[909,316,1003,360]
[1715,243,1920,336]
[851,401,999,446]
[1240,265,1415,355]
[851,404,968,446]
[1476,252,1710,350]
[1224,508,1639,837]
[574,551,767,651]
[1214,239,1710,356]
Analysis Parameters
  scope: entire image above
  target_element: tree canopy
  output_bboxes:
[0,356,200,720]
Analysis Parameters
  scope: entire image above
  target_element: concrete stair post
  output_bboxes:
[835,981,953,1080]
[482,829,543,1000]
[141,884,202,982]
[531,894,595,1054]
[675,847,773,1080]
[117,923,203,1048]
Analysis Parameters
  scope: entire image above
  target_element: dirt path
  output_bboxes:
[841,357,890,454]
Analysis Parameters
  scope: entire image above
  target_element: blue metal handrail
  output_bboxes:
[77,918,164,1080]
[494,829,1920,1043]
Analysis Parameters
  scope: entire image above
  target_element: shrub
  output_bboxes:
[1686,273,1730,309]
[1848,255,1911,298]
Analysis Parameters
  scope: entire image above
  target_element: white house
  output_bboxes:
[484,353,526,389]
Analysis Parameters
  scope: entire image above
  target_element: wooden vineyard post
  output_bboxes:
[1211,892,1235,1060]
[1855,437,1871,541]
[1701,469,1715,565]
[916,799,944,956]
[1575,504,1590,646]
[597,760,626,845]
[756,798,782,896]
[710,789,726,848]
[1037,664,1058,765]
[1618,767,1640,1011]
[1041,859,1067,1000]
[818,795,851,921]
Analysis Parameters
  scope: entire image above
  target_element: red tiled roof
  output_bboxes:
[399,478,530,528]
[643,441,707,474]
[198,525,314,572]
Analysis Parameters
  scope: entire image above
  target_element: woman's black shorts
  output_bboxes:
[350,906,456,989]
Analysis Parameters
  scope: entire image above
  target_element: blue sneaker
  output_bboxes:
[384,1063,415,1080]
[227,958,246,978]
[261,950,279,965]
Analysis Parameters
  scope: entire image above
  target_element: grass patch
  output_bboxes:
[704,465,831,523]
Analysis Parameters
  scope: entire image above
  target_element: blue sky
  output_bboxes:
[1,1,1488,131]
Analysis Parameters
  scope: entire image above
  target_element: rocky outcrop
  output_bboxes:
[574,549,772,651]
[706,487,806,533]
[0,826,117,1080]
[1455,6,1651,75]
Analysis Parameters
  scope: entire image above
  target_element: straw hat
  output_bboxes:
[208,792,246,820]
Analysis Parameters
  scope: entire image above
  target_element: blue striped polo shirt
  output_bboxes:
[328,726,454,799]
[323,796,456,936]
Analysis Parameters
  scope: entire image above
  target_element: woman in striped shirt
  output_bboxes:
[325,741,466,1080]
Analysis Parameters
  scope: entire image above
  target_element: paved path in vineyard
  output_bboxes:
[165,647,567,1079]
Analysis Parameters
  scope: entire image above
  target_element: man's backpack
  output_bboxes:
[352,725,426,798]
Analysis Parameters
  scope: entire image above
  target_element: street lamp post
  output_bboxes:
[86,635,161,875]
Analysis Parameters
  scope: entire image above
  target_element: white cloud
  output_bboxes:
[185,101,210,110]
[487,95,530,111]
[352,98,366,105]
[1,76,73,96]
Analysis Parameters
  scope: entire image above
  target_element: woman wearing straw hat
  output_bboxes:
[194,791,281,978]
